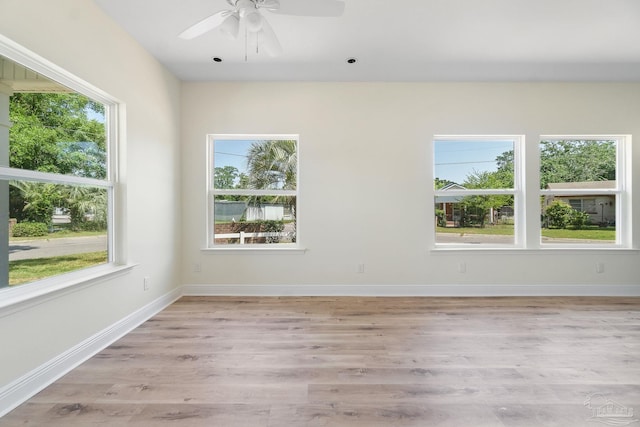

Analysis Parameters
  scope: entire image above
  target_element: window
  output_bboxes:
[540,136,627,247]
[0,51,118,289]
[432,134,631,250]
[433,136,523,247]
[567,199,597,214]
[207,135,298,248]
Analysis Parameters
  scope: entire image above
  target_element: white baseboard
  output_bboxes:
[0,287,182,418]
[182,283,640,297]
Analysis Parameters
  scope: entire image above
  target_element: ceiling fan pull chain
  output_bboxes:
[244,25,248,62]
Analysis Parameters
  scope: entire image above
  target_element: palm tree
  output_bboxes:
[10,181,61,225]
[62,185,107,230]
[246,139,297,190]
[246,139,297,241]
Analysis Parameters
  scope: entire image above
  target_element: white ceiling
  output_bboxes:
[94,0,640,82]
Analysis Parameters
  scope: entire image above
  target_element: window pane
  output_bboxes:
[540,139,616,189]
[9,94,107,179]
[213,195,296,245]
[434,139,514,189]
[541,194,616,245]
[214,139,297,190]
[540,138,618,245]
[6,180,108,286]
[435,198,514,245]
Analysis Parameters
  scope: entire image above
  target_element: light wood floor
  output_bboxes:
[3,296,640,426]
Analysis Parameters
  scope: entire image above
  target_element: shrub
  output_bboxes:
[569,209,591,229]
[260,220,285,243]
[544,201,573,229]
[435,209,447,227]
[12,222,49,238]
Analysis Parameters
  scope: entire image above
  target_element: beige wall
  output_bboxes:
[0,0,639,405]
[0,0,182,386]
[181,82,639,287]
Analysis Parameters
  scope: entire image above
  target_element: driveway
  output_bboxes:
[8,235,108,261]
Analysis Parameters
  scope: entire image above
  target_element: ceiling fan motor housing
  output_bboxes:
[228,0,281,11]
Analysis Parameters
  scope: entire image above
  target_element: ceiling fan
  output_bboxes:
[178,0,345,57]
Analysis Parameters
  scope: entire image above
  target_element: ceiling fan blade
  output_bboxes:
[270,0,345,17]
[178,10,233,40]
[258,17,283,57]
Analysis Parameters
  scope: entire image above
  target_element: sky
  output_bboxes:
[434,139,513,185]
[214,138,513,186]
[214,139,255,177]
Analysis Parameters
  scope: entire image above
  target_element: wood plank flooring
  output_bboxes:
[3,296,640,426]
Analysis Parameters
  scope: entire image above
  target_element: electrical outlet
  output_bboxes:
[143,276,150,291]
[596,262,604,274]
[194,263,201,273]
[357,263,365,274]
[458,262,467,273]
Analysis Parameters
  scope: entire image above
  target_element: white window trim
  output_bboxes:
[0,35,130,310]
[205,133,303,251]
[433,135,525,249]
[538,135,631,249]
[432,134,633,252]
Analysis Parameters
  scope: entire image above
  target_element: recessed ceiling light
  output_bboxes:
[212,57,223,63]
[346,57,357,64]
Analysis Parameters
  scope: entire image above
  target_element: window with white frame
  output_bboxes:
[433,136,523,247]
[432,134,631,249]
[208,135,298,247]
[540,136,628,247]
[0,52,117,288]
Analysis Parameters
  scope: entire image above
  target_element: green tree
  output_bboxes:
[540,139,615,188]
[9,93,107,222]
[214,166,239,189]
[495,141,615,189]
[62,186,108,231]
[9,93,106,177]
[495,149,514,188]
[10,181,62,225]
[236,173,249,189]
[434,177,456,189]
[461,170,513,228]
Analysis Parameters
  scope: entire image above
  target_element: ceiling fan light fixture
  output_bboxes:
[219,13,240,39]
[180,0,346,57]
[244,10,264,32]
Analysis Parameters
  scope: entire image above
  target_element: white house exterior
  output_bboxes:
[544,181,616,225]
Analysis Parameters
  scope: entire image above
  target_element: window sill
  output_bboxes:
[431,246,639,255]
[0,263,136,317]
[202,246,307,255]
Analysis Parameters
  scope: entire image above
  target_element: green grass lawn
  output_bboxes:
[541,227,615,241]
[437,225,615,241]
[9,230,106,242]
[437,224,515,235]
[9,251,108,286]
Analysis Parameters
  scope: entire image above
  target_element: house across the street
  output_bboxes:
[544,180,616,225]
